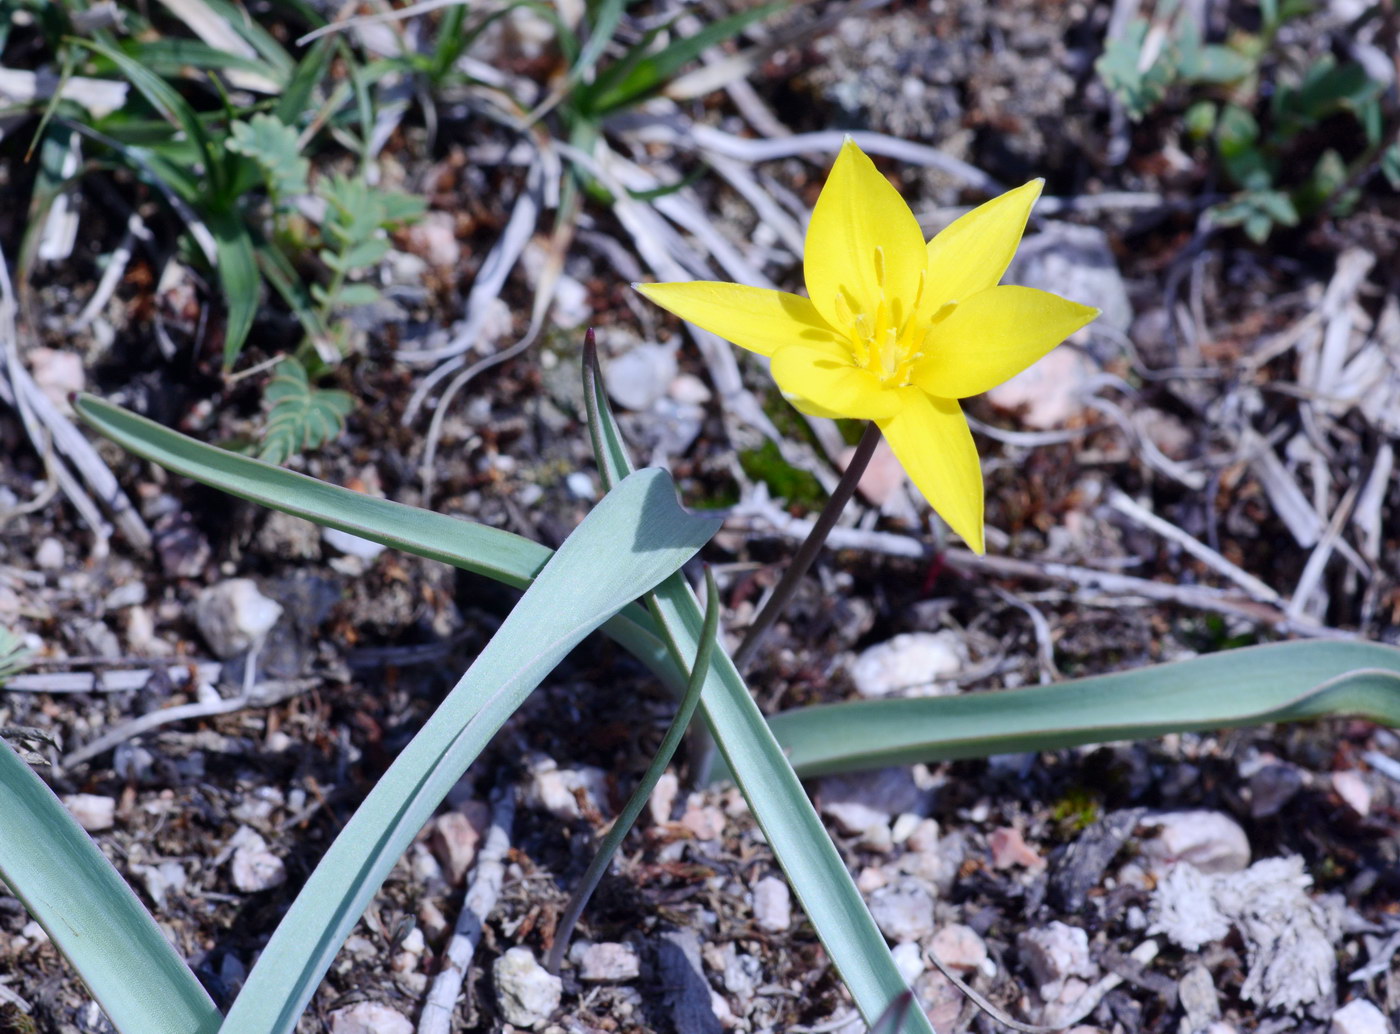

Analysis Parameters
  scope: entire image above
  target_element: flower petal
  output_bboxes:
[878,389,985,553]
[911,285,1099,399]
[804,139,927,330]
[633,281,840,357]
[920,179,1043,316]
[771,344,900,420]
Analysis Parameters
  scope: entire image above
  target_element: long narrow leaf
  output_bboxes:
[72,39,226,200]
[72,395,685,692]
[761,640,1400,778]
[208,212,259,367]
[0,740,221,1034]
[580,343,933,1034]
[220,468,717,1033]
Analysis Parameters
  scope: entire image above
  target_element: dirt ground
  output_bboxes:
[2,1,1400,1032]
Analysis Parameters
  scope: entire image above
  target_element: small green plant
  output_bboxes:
[0,629,32,685]
[258,358,354,466]
[12,3,426,461]
[311,173,426,345]
[1096,0,1395,241]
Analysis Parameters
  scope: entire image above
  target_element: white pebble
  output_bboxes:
[1140,810,1250,874]
[494,947,561,1029]
[228,826,286,892]
[848,632,965,697]
[327,1001,413,1034]
[1331,999,1390,1034]
[931,924,988,973]
[752,876,791,932]
[36,537,65,571]
[578,942,641,982]
[1017,922,1098,1001]
[62,793,115,832]
[194,579,282,658]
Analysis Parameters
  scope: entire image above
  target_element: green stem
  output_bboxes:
[731,421,882,673]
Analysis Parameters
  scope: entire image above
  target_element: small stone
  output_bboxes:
[1017,922,1097,1001]
[1007,222,1132,333]
[430,802,489,885]
[1248,762,1304,819]
[523,754,609,822]
[62,793,115,831]
[846,439,905,507]
[891,813,922,844]
[328,1001,414,1034]
[402,210,460,268]
[195,579,283,658]
[915,969,964,1031]
[564,471,596,501]
[322,528,386,561]
[29,347,85,410]
[228,826,286,892]
[578,942,641,982]
[649,771,679,825]
[604,343,678,411]
[986,346,1099,430]
[669,373,712,405]
[1140,811,1250,874]
[494,946,562,1028]
[823,801,893,852]
[849,631,966,697]
[930,925,987,973]
[36,537,65,570]
[905,818,940,853]
[987,826,1046,870]
[752,876,791,932]
[1331,1000,1389,1034]
[680,804,726,842]
[1179,962,1222,1033]
[868,877,936,943]
[1332,771,1372,818]
[135,860,187,910]
[891,941,925,983]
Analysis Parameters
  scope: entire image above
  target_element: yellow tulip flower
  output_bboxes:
[635,139,1099,554]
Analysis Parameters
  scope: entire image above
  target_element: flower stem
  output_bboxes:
[731,421,882,673]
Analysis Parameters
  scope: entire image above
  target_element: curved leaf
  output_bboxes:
[220,468,716,1033]
[762,640,1400,778]
[0,740,221,1034]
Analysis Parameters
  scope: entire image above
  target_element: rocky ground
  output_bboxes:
[1,1,1399,1032]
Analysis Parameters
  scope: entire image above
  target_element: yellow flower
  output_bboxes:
[635,139,1099,554]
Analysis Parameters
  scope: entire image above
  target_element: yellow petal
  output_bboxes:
[804,139,927,330]
[920,179,1043,317]
[878,389,985,553]
[911,286,1099,399]
[633,281,840,357]
[771,343,900,420]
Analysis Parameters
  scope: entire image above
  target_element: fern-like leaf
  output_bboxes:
[259,358,354,465]
[0,629,32,685]
[228,113,310,201]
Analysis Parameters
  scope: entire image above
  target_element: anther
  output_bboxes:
[873,246,886,288]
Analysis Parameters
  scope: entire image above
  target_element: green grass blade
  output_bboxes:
[587,3,782,114]
[0,740,222,1034]
[581,345,932,1033]
[72,38,226,200]
[220,468,716,1034]
[762,640,1400,777]
[546,566,721,974]
[72,395,684,690]
[208,212,259,367]
[123,38,288,86]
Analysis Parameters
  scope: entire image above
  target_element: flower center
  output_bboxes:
[834,250,932,388]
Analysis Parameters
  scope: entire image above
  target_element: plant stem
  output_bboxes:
[731,421,882,673]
